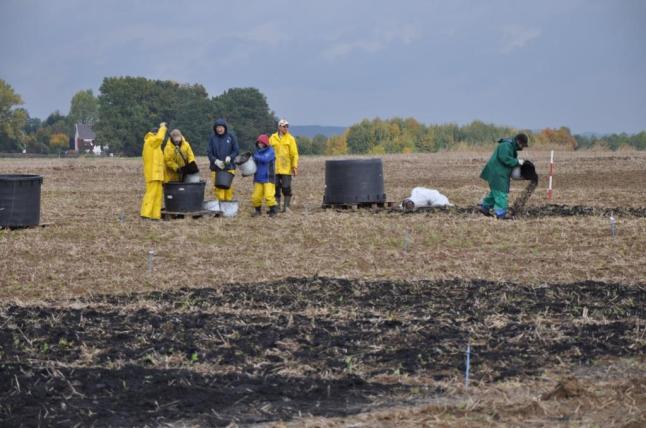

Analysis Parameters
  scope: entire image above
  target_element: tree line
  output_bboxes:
[0,78,276,155]
[1,78,645,155]
[319,118,646,154]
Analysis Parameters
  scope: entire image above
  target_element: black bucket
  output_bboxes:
[215,170,234,189]
[323,159,386,204]
[0,174,43,228]
[164,181,205,212]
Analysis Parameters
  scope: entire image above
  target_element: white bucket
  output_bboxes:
[203,200,239,217]
[203,200,221,212]
[183,173,201,183]
[234,152,256,177]
[511,166,523,180]
[219,201,239,217]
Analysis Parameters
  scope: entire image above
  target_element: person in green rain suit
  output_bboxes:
[479,133,528,219]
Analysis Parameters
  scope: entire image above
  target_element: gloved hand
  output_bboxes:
[215,159,225,169]
[184,161,199,174]
[225,156,231,164]
[160,122,167,128]
[209,161,216,171]
[518,158,525,166]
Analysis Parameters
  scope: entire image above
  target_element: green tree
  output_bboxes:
[68,89,99,128]
[325,133,348,155]
[0,79,28,152]
[296,135,313,154]
[211,87,276,152]
[461,120,515,145]
[346,119,374,153]
[311,134,327,155]
[49,132,69,153]
[630,131,646,150]
[295,134,327,155]
[96,77,212,155]
[425,124,458,151]
[170,83,212,155]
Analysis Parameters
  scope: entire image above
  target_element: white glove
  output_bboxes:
[518,158,525,166]
[159,122,167,128]
[225,156,231,164]
[215,159,225,169]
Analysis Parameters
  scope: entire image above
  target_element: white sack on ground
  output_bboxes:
[402,187,453,209]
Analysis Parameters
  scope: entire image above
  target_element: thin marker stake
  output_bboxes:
[147,250,155,273]
[610,212,617,238]
[547,150,554,200]
[465,341,471,388]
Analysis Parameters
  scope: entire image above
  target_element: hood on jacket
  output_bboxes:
[256,134,270,147]
[213,118,228,134]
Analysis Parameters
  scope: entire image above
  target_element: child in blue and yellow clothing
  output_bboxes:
[251,134,278,217]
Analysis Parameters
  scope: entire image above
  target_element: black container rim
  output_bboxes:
[234,152,252,164]
[163,181,206,186]
[325,158,382,164]
[0,174,43,182]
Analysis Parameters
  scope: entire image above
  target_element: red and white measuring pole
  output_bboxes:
[547,150,554,200]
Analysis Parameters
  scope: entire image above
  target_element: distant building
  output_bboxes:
[74,123,97,153]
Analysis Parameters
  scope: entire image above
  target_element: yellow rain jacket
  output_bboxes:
[163,138,196,182]
[269,131,299,175]
[142,125,167,182]
[140,125,167,219]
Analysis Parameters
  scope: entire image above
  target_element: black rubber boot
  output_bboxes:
[251,207,262,217]
[478,204,492,217]
[268,205,278,217]
[283,196,291,213]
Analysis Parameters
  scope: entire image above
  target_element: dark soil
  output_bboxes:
[400,204,646,218]
[1,277,644,426]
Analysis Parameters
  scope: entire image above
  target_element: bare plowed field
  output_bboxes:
[1,151,645,426]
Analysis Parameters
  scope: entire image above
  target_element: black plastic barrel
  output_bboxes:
[0,174,43,227]
[163,181,205,212]
[323,159,386,204]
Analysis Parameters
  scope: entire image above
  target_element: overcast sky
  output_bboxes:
[1,0,644,133]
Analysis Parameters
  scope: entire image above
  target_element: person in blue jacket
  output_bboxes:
[479,133,528,219]
[251,134,278,217]
[207,118,239,201]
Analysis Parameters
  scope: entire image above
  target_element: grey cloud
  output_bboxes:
[499,25,542,54]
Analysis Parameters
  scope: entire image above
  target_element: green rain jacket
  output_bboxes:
[479,138,521,193]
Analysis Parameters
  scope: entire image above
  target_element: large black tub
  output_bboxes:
[164,181,206,212]
[323,159,386,205]
[0,174,43,228]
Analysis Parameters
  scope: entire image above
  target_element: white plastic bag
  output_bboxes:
[402,187,453,210]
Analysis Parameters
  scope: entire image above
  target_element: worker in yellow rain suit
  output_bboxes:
[163,129,198,183]
[140,122,167,220]
[269,118,299,212]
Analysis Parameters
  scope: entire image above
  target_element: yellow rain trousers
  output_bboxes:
[211,170,236,201]
[251,182,277,208]
[163,138,196,183]
[269,132,299,174]
[140,126,167,219]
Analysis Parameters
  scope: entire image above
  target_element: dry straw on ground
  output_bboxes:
[0,150,645,426]
[0,150,645,301]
